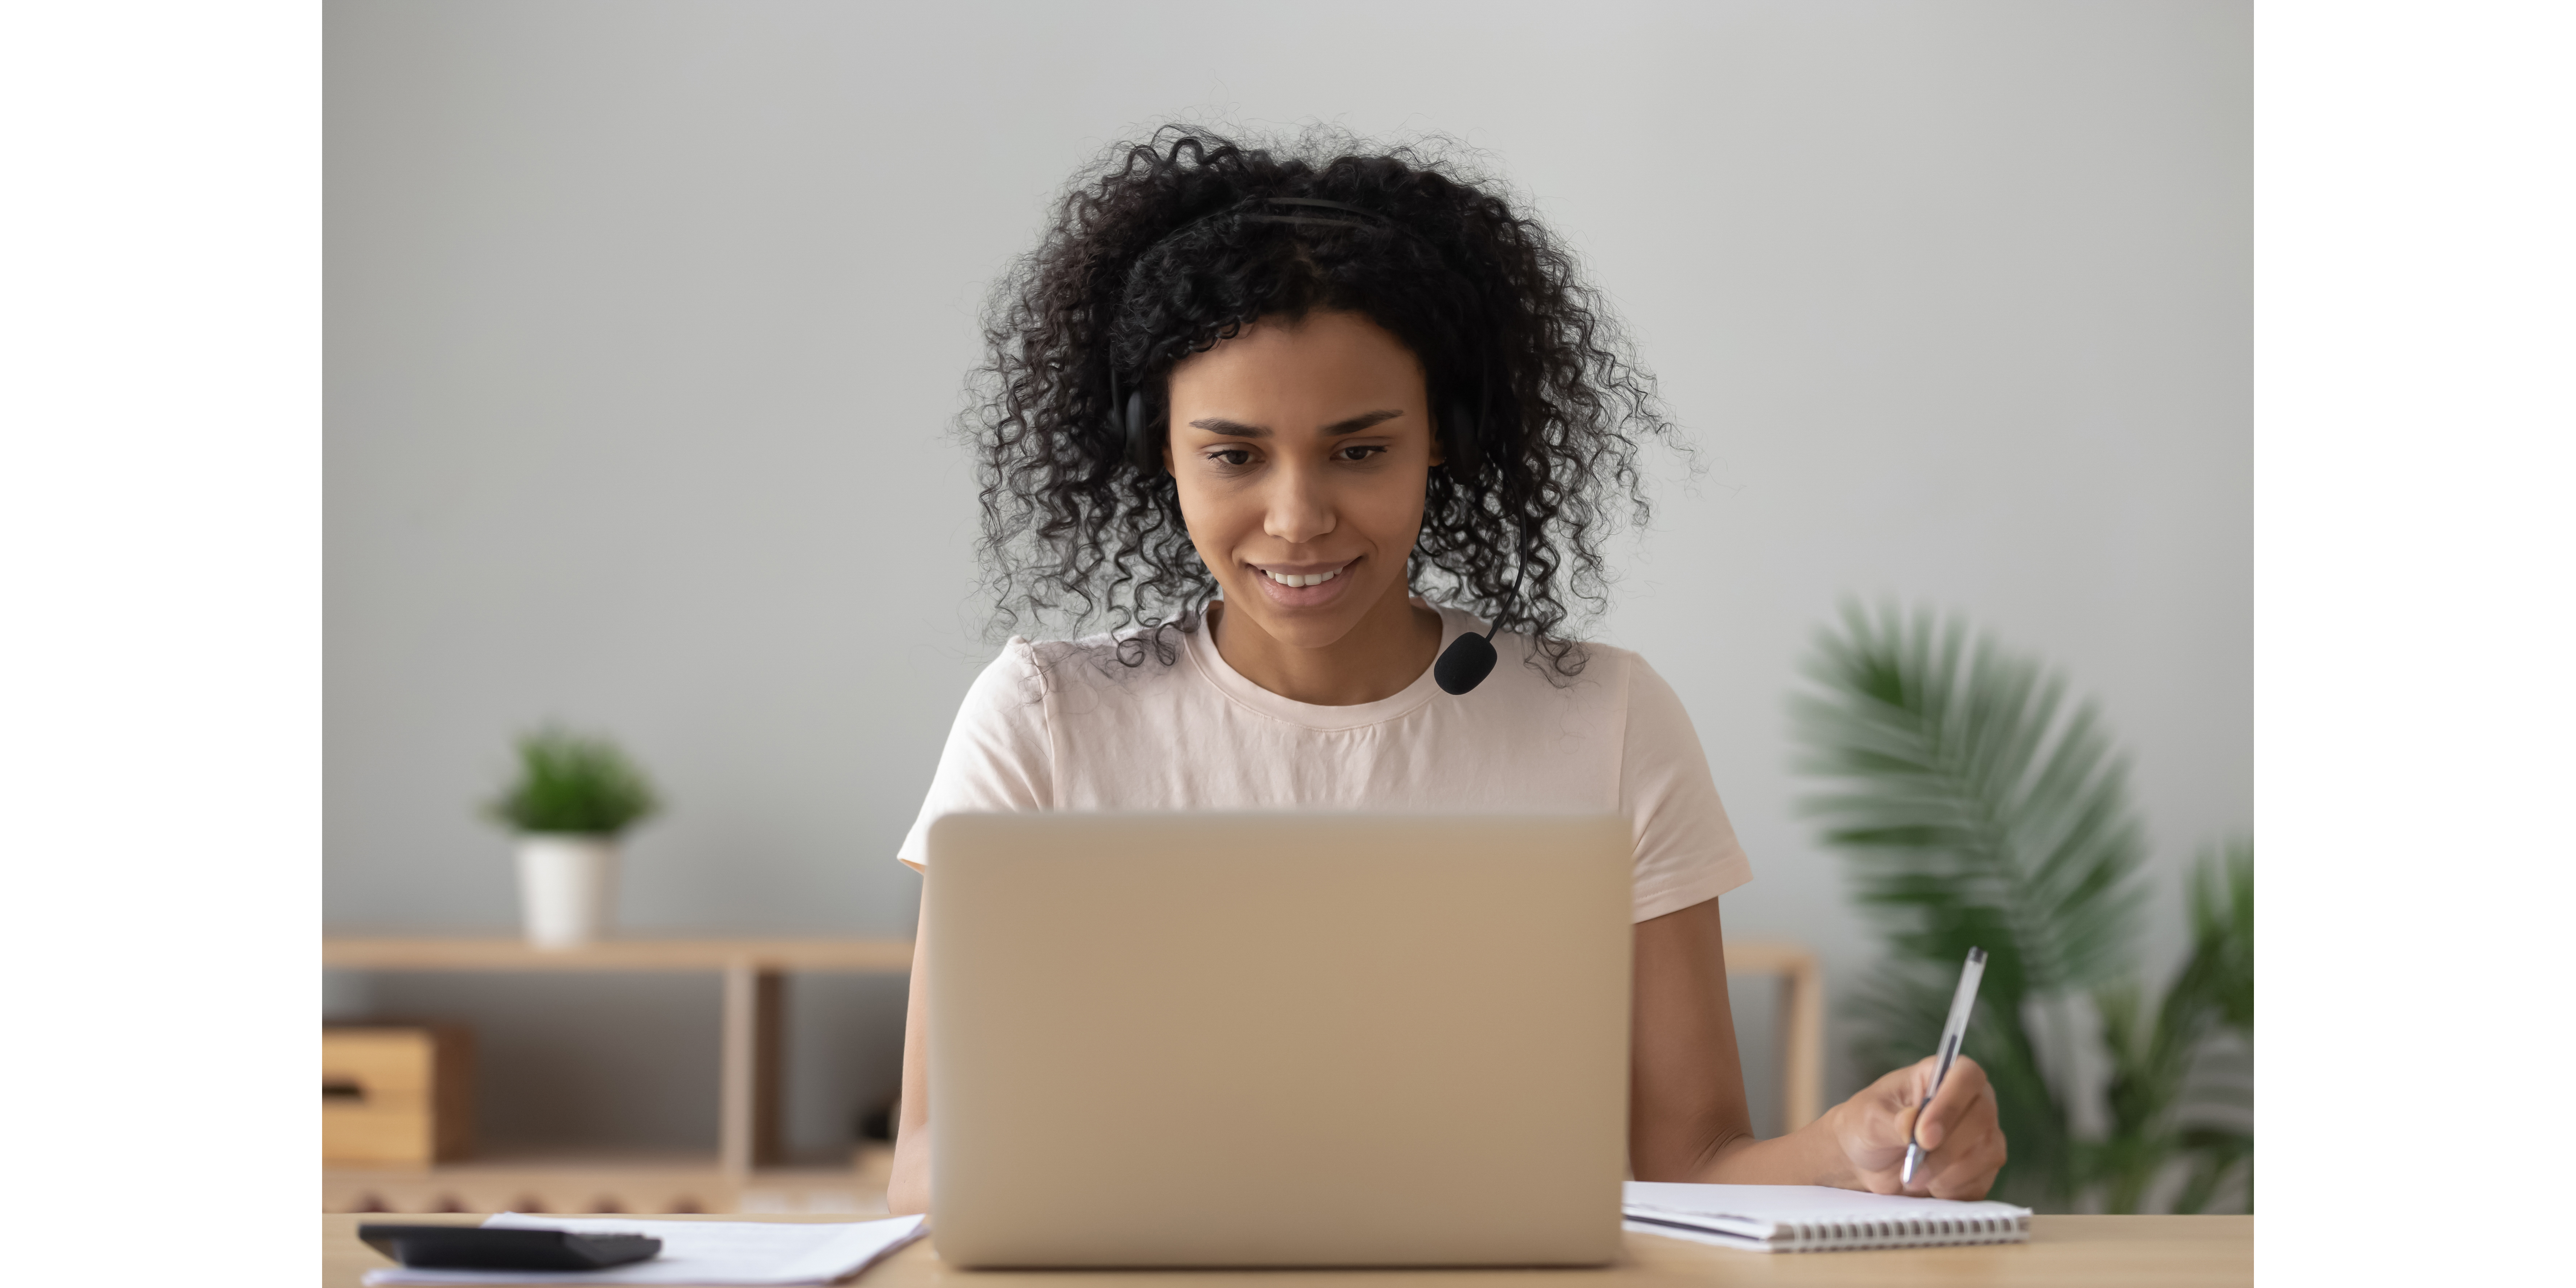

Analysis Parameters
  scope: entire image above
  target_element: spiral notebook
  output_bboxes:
[1623,1182,2031,1253]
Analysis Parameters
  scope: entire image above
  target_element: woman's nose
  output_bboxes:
[1262,463,1336,546]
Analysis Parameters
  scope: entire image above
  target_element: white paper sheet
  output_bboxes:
[362,1213,927,1286]
[1626,1182,2031,1227]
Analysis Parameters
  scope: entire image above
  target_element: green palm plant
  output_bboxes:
[2090,841,2254,1213]
[1791,603,2250,1211]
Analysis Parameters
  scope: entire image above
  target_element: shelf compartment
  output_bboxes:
[324,936,915,1195]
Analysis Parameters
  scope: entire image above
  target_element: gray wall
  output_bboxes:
[326,0,2247,1157]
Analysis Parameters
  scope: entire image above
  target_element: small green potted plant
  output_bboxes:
[486,727,662,948]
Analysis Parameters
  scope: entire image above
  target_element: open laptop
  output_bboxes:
[923,812,1633,1269]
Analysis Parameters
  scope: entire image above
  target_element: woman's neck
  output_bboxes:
[1208,582,1445,706]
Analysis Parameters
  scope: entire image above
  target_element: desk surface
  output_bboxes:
[322,1213,2250,1287]
[322,937,916,972]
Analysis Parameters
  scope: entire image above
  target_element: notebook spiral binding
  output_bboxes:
[1777,1213,2030,1252]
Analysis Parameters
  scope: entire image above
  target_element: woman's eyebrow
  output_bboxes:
[1322,409,1405,435]
[1186,417,1269,437]
[1185,409,1405,438]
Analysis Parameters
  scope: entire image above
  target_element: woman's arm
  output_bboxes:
[886,894,933,1215]
[886,641,1055,1216]
[1630,897,2006,1198]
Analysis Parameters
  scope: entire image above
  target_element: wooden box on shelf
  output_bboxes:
[323,1024,473,1166]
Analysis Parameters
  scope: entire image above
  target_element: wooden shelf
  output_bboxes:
[326,936,914,1196]
[322,936,913,973]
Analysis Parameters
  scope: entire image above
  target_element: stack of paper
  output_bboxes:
[363,1212,927,1285]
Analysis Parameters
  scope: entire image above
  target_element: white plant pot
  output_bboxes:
[515,834,620,948]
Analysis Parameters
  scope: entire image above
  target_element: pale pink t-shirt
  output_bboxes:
[896,604,1751,922]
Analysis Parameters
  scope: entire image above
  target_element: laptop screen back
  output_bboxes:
[926,812,1633,1268]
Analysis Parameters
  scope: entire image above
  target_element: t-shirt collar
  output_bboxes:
[1185,598,1480,731]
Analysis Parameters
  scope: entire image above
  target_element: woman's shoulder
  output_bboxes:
[978,619,1202,696]
[1467,613,1655,699]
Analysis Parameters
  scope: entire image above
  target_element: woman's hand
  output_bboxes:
[1627,898,2010,1195]
[1827,1055,2007,1199]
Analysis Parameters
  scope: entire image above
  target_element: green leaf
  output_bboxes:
[484,726,663,837]
[2171,1130,2253,1215]
[2077,845,2256,1212]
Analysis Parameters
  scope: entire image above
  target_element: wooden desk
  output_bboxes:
[322,1213,2251,1287]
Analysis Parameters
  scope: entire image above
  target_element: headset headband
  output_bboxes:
[1157,195,1389,243]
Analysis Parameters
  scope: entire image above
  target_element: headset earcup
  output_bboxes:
[1444,398,1477,475]
[1125,388,1154,472]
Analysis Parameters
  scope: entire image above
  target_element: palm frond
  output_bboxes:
[1795,602,2154,1207]
[1793,603,2151,1009]
[2087,841,2256,1211]
[2171,1130,2253,1215]
[1795,604,2255,1212]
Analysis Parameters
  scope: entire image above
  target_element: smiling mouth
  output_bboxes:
[1254,561,1352,588]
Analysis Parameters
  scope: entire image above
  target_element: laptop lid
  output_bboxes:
[926,812,1633,1268]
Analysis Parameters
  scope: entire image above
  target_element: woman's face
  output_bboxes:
[1163,309,1439,654]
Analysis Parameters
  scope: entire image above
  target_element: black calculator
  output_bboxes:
[359,1224,664,1271]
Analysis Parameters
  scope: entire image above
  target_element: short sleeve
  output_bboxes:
[1620,656,1753,922]
[894,640,1053,871]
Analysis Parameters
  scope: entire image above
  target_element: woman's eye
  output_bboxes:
[1336,444,1388,463]
[1207,448,1253,467]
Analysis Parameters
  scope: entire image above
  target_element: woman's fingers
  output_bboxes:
[1833,1062,1926,1192]
[1915,1089,2006,1199]
[1906,1066,2005,1199]
[1912,1055,1990,1153]
[1838,1056,2005,1198]
[1881,1056,1936,1137]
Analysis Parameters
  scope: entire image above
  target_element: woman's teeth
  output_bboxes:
[1261,566,1342,588]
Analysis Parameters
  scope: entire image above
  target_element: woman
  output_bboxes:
[887,129,2003,1215]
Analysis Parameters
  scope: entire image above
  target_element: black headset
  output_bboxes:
[1108,196,1513,695]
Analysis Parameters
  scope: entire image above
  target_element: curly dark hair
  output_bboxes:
[966,126,1682,679]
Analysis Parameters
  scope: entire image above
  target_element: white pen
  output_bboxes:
[1900,946,1988,1188]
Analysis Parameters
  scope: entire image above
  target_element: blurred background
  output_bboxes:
[324,0,2247,1212]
